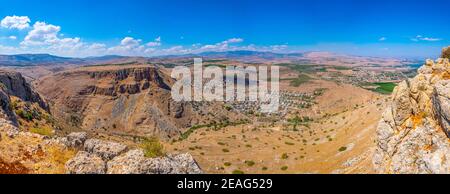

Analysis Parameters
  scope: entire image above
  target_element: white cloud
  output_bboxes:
[146,36,161,47]
[120,37,141,47]
[0,36,17,40]
[199,37,245,52]
[0,17,291,57]
[21,21,62,46]
[0,44,21,54]
[411,35,442,42]
[270,45,288,51]
[223,38,244,44]
[1,15,30,30]
[107,37,146,56]
[379,37,386,41]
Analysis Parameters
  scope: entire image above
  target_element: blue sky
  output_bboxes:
[0,0,449,58]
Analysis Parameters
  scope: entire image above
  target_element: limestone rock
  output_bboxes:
[84,139,128,161]
[61,132,88,148]
[106,149,147,174]
[433,80,450,137]
[442,46,450,59]
[0,70,48,111]
[65,151,106,174]
[106,150,203,174]
[374,54,450,174]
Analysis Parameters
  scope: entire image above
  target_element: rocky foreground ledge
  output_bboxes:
[63,133,202,174]
[373,49,449,174]
[0,119,202,174]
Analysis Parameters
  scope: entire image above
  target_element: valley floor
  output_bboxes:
[166,81,388,174]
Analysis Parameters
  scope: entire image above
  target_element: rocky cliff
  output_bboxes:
[0,70,48,124]
[373,48,450,173]
[36,65,241,139]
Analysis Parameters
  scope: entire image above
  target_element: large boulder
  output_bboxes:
[65,151,106,174]
[107,149,202,174]
[83,139,128,161]
[141,153,203,174]
[60,132,88,149]
[107,149,147,174]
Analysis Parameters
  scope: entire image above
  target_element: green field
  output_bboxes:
[277,63,327,73]
[282,74,313,87]
[204,64,227,68]
[371,82,397,94]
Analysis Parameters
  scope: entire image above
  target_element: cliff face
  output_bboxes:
[36,65,240,139]
[373,50,450,173]
[0,70,48,124]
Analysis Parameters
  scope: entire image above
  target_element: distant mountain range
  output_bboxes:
[0,51,306,66]
[0,54,133,66]
[0,50,417,67]
[0,54,82,66]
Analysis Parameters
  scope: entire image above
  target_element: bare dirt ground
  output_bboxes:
[165,79,388,174]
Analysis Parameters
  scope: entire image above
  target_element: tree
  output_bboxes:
[288,116,302,131]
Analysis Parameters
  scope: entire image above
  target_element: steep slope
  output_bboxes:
[36,64,240,139]
[0,70,202,174]
[0,70,48,124]
[373,48,450,173]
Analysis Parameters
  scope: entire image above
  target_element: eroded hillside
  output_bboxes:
[35,64,242,140]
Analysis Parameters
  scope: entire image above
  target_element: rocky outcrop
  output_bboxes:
[107,150,202,174]
[65,151,106,174]
[442,46,450,59]
[0,70,48,110]
[77,66,171,96]
[60,132,88,149]
[433,80,450,137]
[373,53,450,174]
[83,139,128,161]
[0,70,48,124]
[64,133,202,174]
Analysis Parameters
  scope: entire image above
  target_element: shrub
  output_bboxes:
[245,160,255,167]
[281,153,289,159]
[338,146,347,152]
[222,149,230,153]
[223,104,233,111]
[217,142,226,146]
[281,166,288,171]
[224,162,232,167]
[232,170,245,174]
[16,109,33,121]
[285,142,295,146]
[30,126,54,137]
[141,137,165,158]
